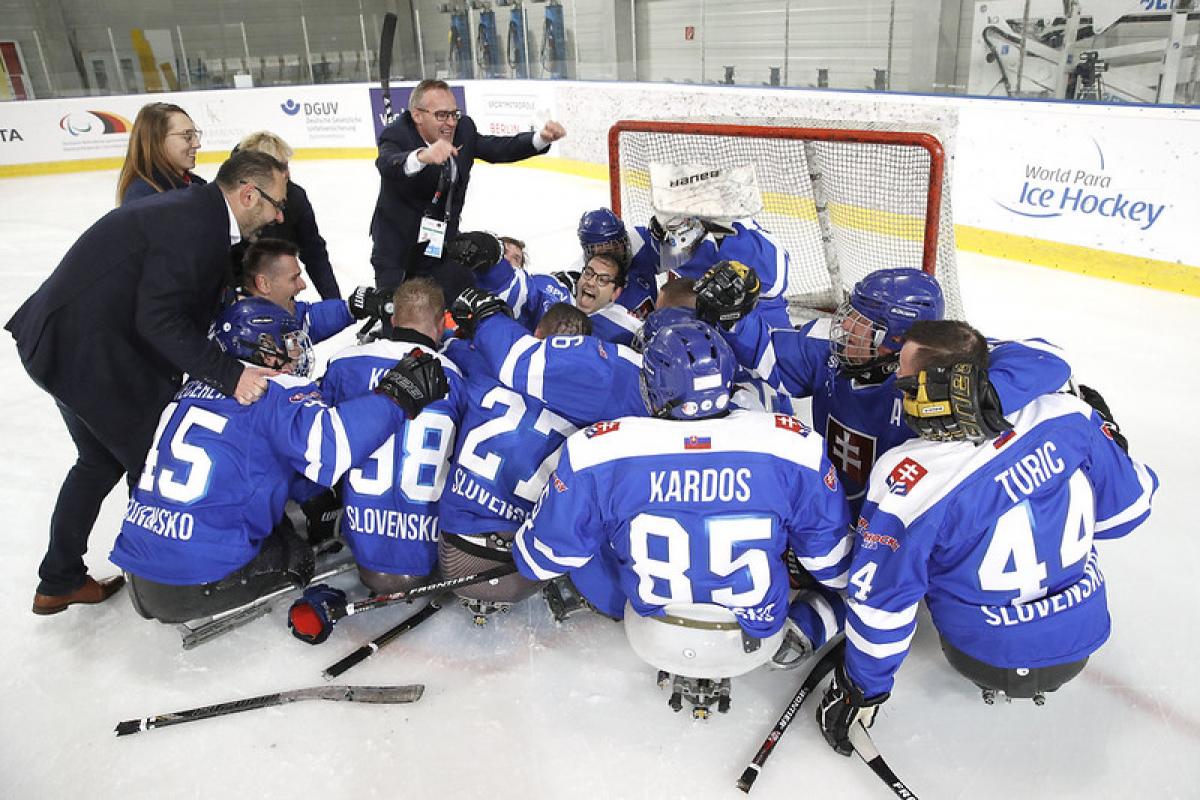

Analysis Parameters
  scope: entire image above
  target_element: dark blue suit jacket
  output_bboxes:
[6,182,244,470]
[369,111,543,287]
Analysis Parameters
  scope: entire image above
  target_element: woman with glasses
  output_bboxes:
[116,102,206,205]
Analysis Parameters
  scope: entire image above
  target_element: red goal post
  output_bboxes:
[607,119,962,318]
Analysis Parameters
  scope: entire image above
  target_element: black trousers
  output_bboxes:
[126,521,315,624]
[940,636,1089,698]
[37,402,138,596]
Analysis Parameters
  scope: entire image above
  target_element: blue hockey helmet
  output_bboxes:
[640,320,736,420]
[577,208,631,266]
[831,268,944,380]
[214,297,314,378]
[631,305,697,353]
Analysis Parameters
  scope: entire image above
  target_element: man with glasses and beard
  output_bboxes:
[369,79,566,305]
[7,150,288,616]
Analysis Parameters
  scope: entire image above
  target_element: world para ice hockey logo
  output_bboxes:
[886,457,927,496]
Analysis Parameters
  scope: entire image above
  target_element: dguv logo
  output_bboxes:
[280,99,300,116]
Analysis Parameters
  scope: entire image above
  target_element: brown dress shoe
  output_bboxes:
[32,574,126,615]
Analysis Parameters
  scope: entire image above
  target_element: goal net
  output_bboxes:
[608,119,963,320]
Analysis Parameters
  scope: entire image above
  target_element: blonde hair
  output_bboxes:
[391,278,445,333]
[236,131,294,164]
[115,102,194,205]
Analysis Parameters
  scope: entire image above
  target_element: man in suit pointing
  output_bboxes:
[370,79,566,303]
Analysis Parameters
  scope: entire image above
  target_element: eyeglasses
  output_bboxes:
[241,181,287,214]
[416,107,462,122]
[168,129,203,144]
[581,266,619,287]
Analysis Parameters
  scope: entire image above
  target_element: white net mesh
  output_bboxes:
[609,118,963,321]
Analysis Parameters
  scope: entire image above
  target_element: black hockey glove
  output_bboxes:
[288,584,347,645]
[1077,384,1128,452]
[444,231,503,271]
[647,214,667,244]
[815,662,890,757]
[374,349,450,419]
[695,259,761,330]
[551,269,582,297]
[347,285,395,321]
[450,287,513,339]
[897,362,1012,444]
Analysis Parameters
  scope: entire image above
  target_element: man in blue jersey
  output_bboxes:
[512,320,853,716]
[111,297,449,623]
[816,320,1157,754]
[320,278,466,595]
[240,237,394,345]
[697,262,1073,513]
[573,206,793,331]
[437,303,592,621]
[442,230,639,344]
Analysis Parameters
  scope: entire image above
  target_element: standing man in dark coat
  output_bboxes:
[369,78,566,303]
[6,150,288,615]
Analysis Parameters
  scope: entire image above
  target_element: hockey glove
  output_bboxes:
[288,584,347,645]
[375,349,450,418]
[897,362,1012,444]
[444,231,503,271]
[647,214,667,245]
[450,287,512,340]
[695,260,761,330]
[348,286,396,321]
[815,662,889,757]
[1077,384,1128,452]
[551,270,582,297]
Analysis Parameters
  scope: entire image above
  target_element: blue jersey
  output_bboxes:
[295,298,354,344]
[472,314,795,428]
[844,394,1158,697]
[110,375,406,585]
[514,410,853,638]
[726,315,1073,510]
[321,337,466,576]
[476,257,643,345]
[438,343,578,535]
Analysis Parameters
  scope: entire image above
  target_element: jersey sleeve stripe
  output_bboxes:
[846,620,915,659]
[798,534,852,570]
[528,342,547,401]
[755,339,779,389]
[499,334,539,389]
[806,591,843,642]
[848,599,919,631]
[303,412,325,483]
[1094,460,1157,533]
[514,529,563,580]
[327,408,351,482]
[532,536,592,569]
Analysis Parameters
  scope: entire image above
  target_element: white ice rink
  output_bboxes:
[0,159,1196,799]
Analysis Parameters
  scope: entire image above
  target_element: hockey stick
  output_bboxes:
[736,640,845,793]
[379,12,398,126]
[847,720,920,800]
[331,563,516,622]
[115,684,424,737]
[322,598,445,679]
[356,10,400,345]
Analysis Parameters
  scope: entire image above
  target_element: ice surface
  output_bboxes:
[0,160,1195,799]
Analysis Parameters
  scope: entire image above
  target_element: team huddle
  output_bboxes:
[101,180,1156,756]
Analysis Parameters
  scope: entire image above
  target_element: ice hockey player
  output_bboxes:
[449,231,643,345]
[816,320,1158,754]
[437,303,592,623]
[238,237,395,344]
[512,320,853,717]
[319,278,466,596]
[696,262,1073,511]
[109,296,449,623]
